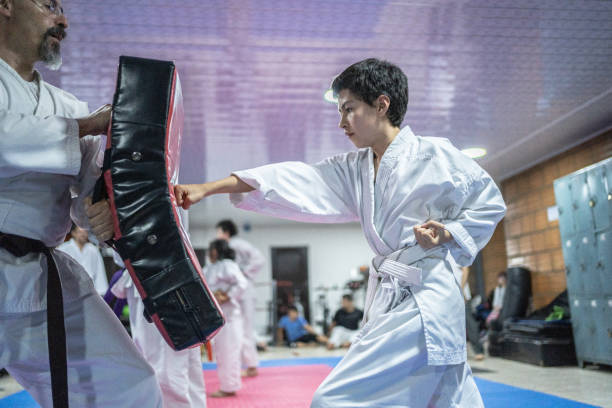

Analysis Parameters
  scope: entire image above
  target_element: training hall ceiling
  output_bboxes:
[46,0,612,227]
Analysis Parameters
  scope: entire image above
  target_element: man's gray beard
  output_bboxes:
[39,36,62,70]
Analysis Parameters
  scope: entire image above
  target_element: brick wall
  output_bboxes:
[481,222,508,295]
[482,130,612,309]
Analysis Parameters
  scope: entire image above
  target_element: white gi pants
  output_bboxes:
[327,326,359,347]
[128,296,207,408]
[311,278,484,408]
[212,306,243,393]
[0,293,162,408]
[239,281,259,368]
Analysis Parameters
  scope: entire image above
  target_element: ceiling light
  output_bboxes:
[461,147,487,159]
[324,89,337,103]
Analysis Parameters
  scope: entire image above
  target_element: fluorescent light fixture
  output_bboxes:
[324,89,337,103]
[461,147,487,159]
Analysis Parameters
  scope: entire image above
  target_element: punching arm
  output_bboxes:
[174,175,254,209]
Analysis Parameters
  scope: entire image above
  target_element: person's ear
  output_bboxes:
[377,95,390,116]
[0,0,12,18]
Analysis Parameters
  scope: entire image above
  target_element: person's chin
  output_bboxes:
[347,137,361,148]
[351,140,366,149]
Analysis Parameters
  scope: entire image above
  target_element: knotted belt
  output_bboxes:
[0,232,69,407]
[363,244,447,324]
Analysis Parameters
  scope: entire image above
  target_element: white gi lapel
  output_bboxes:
[360,128,427,323]
[360,149,396,323]
[34,75,52,117]
[360,148,392,256]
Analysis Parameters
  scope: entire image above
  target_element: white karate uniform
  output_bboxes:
[327,326,359,348]
[203,259,248,392]
[229,236,265,368]
[111,268,208,408]
[230,126,506,407]
[0,58,162,407]
[57,238,109,295]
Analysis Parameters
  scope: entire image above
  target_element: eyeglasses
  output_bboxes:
[29,0,64,17]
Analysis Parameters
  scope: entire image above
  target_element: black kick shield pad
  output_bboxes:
[97,56,224,350]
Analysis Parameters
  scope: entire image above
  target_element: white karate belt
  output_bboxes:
[363,245,444,324]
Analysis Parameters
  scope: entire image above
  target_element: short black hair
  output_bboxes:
[216,219,238,237]
[288,305,298,312]
[331,58,408,127]
[209,239,236,261]
[342,294,353,302]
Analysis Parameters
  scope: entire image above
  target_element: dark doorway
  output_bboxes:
[272,247,309,322]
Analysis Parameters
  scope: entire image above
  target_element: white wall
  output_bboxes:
[190,222,374,337]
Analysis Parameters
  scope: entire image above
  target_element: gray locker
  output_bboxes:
[586,166,611,231]
[563,238,583,295]
[603,299,612,360]
[595,298,612,362]
[597,231,612,295]
[570,173,594,233]
[554,178,576,238]
[554,157,612,367]
[578,233,601,296]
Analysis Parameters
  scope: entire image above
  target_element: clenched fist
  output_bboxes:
[84,197,114,242]
[413,220,453,249]
[174,184,209,210]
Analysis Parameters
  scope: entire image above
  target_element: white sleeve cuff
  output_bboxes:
[66,118,82,175]
[444,220,478,266]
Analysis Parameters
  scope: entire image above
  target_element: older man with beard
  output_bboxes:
[0,1,162,407]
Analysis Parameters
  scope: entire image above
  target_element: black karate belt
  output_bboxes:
[92,56,224,350]
[0,232,69,408]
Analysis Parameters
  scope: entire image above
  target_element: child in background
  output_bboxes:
[203,239,248,398]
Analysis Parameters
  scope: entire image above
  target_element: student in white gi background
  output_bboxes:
[111,251,208,408]
[203,239,248,398]
[174,58,506,407]
[57,224,109,296]
[216,219,265,377]
[0,0,162,406]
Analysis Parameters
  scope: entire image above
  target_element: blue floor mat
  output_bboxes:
[1,357,600,408]
[202,356,343,370]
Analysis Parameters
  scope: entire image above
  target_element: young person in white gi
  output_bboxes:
[174,58,506,407]
[203,239,248,398]
[215,219,265,377]
[111,251,208,408]
[57,224,109,296]
[0,0,162,406]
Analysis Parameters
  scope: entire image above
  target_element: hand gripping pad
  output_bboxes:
[101,56,224,350]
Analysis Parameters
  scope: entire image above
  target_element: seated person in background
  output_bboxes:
[486,271,507,326]
[277,306,328,347]
[326,294,363,350]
